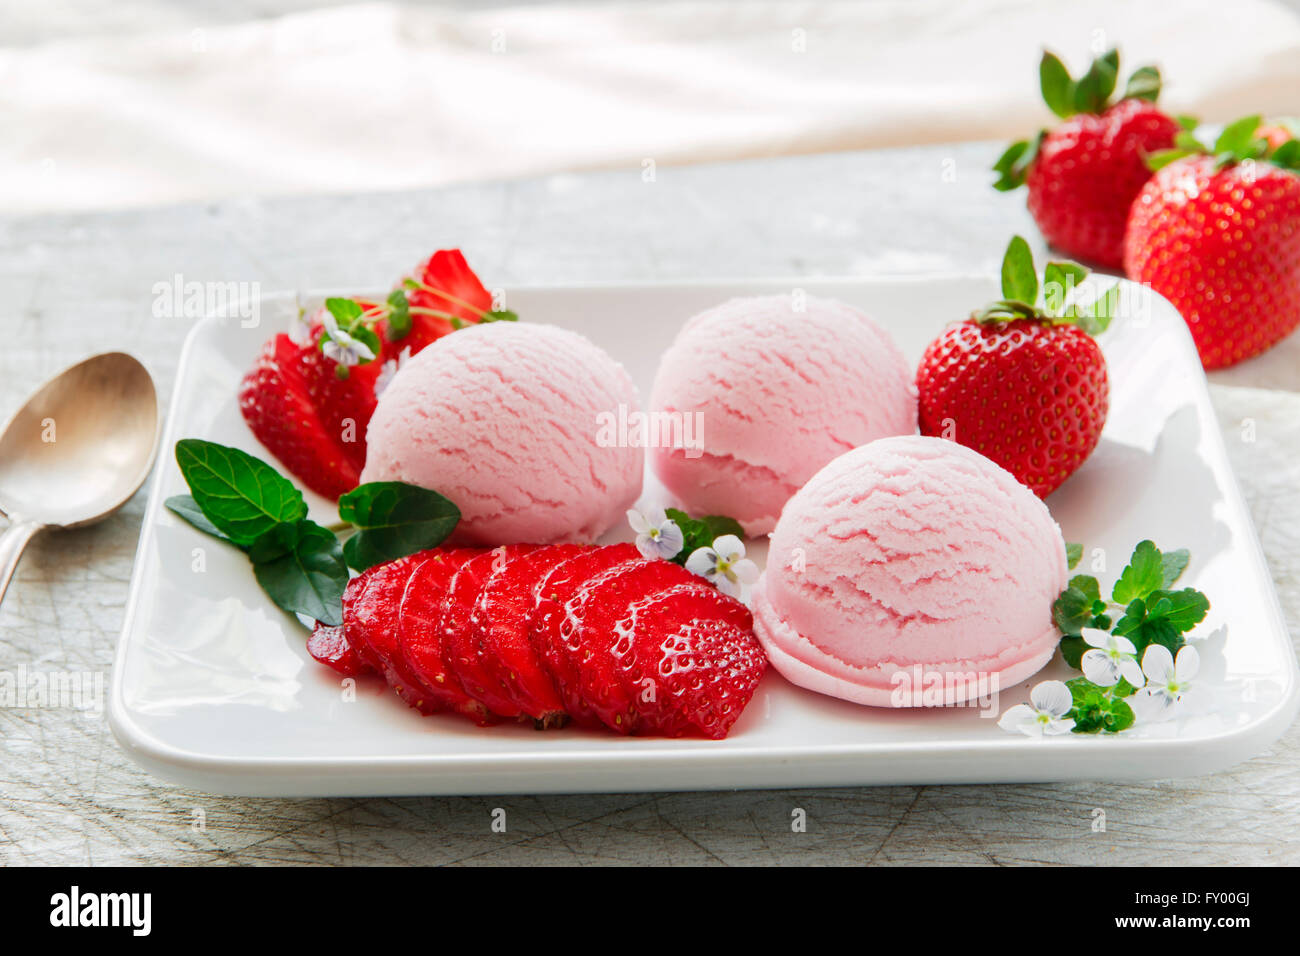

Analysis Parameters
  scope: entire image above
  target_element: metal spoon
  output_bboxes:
[0,352,160,606]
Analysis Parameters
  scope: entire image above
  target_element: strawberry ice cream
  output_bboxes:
[753,436,1068,707]
[649,294,916,535]
[361,322,642,545]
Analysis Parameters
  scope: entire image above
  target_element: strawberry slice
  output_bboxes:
[239,333,361,499]
[306,621,371,677]
[614,582,764,739]
[441,545,537,718]
[405,249,494,342]
[343,553,441,715]
[297,316,382,475]
[472,544,586,725]
[563,558,700,734]
[397,548,491,723]
[528,543,640,727]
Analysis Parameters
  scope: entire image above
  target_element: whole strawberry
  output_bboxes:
[917,236,1112,498]
[994,49,1180,269]
[1124,116,1300,369]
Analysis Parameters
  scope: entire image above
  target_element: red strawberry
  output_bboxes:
[307,621,370,677]
[561,558,700,734]
[994,50,1179,268]
[1124,120,1300,369]
[916,236,1111,498]
[405,249,495,342]
[614,582,763,739]
[343,553,442,714]
[240,251,499,498]
[440,545,538,718]
[239,333,361,499]
[472,544,587,725]
[529,543,640,728]
[398,548,493,724]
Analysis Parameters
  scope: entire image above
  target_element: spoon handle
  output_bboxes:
[0,519,42,607]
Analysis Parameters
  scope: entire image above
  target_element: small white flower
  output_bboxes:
[320,313,376,367]
[1131,644,1209,722]
[374,345,411,398]
[627,507,684,560]
[1080,627,1145,689]
[998,680,1076,737]
[684,534,760,599]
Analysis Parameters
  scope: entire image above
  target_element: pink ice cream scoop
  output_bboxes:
[361,322,643,545]
[649,294,916,535]
[753,436,1067,707]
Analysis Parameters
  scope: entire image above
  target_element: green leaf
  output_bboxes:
[1068,678,1135,734]
[999,235,1038,306]
[1066,542,1083,569]
[1052,583,1094,636]
[1124,65,1161,102]
[1073,49,1119,114]
[251,520,349,626]
[1112,540,1164,605]
[385,289,412,339]
[1070,574,1101,604]
[324,296,364,326]
[483,310,519,323]
[1214,114,1263,160]
[1146,587,1209,632]
[164,494,231,543]
[992,135,1042,191]
[1039,52,1076,119]
[1177,114,1200,131]
[1043,261,1089,317]
[1270,139,1300,170]
[337,481,461,572]
[1059,635,1087,669]
[1146,147,1196,172]
[665,508,746,565]
[1159,548,1189,587]
[174,439,307,547]
[1083,282,1120,334]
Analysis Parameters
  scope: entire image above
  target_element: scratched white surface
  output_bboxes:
[1,142,1298,865]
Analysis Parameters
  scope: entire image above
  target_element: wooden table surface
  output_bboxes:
[2,142,1297,865]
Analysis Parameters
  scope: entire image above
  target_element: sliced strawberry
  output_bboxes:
[297,317,382,475]
[441,545,537,718]
[239,333,361,499]
[343,553,441,715]
[528,543,640,727]
[615,583,764,739]
[397,548,491,724]
[405,249,494,342]
[472,544,585,725]
[307,621,370,677]
[564,558,700,734]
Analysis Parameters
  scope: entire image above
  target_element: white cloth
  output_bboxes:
[3,0,1299,214]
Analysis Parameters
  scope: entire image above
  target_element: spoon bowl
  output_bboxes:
[0,352,160,604]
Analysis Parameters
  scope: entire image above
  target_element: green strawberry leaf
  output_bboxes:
[1270,139,1300,171]
[1146,147,1197,171]
[992,135,1042,191]
[337,481,462,572]
[1039,51,1076,119]
[174,439,307,547]
[164,494,232,543]
[1112,540,1164,604]
[1066,541,1083,569]
[1215,114,1263,158]
[1124,65,1161,103]
[1043,261,1089,317]
[251,520,349,627]
[1072,49,1119,114]
[1177,114,1200,131]
[1000,235,1038,306]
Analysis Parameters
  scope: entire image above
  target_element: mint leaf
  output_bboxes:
[665,508,745,565]
[1112,540,1164,604]
[1160,548,1189,587]
[385,289,412,339]
[324,296,364,326]
[1000,235,1038,305]
[1066,542,1083,569]
[164,494,230,542]
[1039,52,1075,119]
[251,520,349,626]
[1146,587,1209,632]
[338,481,461,571]
[1124,65,1161,102]
[175,439,307,547]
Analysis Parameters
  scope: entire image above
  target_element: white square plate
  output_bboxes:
[110,277,1299,796]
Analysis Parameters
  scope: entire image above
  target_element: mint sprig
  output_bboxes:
[1052,540,1210,734]
[169,440,462,627]
[972,236,1118,334]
